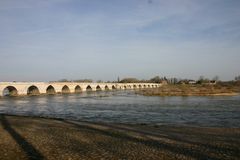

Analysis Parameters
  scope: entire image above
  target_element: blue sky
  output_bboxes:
[0,0,239,81]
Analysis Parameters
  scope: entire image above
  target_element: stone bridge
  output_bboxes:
[0,82,161,97]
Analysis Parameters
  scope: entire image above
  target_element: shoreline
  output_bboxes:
[1,113,239,128]
[0,114,239,160]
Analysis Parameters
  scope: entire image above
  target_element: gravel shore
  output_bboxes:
[0,115,239,160]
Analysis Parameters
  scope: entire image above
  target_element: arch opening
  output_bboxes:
[96,85,102,91]
[105,85,109,91]
[75,85,82,93]
[143,85,146,88]
[3,86,18,96]
[112,85,116,90]
[86,85,92,92]
[27,85,40,95]
[124,86,127,89]
[133,85,137,89]
[62,85,70,94]
[139,85,142,88]
[148,85,151,88]
[46,85,56,94]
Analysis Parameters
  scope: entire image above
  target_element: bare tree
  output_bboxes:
[235,75,240,81]
[213,76,219,81]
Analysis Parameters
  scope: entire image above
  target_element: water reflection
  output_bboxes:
[0,91,240,127]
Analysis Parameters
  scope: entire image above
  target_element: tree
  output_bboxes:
[74,79,93,83]
[58,79,69,82]
[199,76,204,81]
[235,75,240,81]
[120,78,139,83]
[149,76,161,83]
[212,76,219,81]
[197,76,209,84]
[173,78,178,84]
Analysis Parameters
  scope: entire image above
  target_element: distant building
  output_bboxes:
[196,80,217,85]
[188,80,197,84]
[209,80,217,85]
[177,79,196,85]
[177,80,185,85]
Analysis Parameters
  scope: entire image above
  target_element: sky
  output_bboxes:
[0,0,240,82]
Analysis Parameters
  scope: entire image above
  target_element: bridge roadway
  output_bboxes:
[0,82,161,97]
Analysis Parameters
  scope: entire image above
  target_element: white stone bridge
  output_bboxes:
[0,82,161,97]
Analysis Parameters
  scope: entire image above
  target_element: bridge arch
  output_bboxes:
[46,85,56,94]
[112,85,116,90]
[27,85,40,95]
[75,85,82,93]
[105,85,109,91]
[62,85,70,94]
[143,85,146,88]
[123,86,127,89]
[139,85,142,88]
[86,85,92,92]
[133,85,137,89]
[2,86,18,96]
[96,85,102,91]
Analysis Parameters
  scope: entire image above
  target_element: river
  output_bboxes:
[0,91,239,127]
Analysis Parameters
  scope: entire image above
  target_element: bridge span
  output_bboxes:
[0,82,161,97]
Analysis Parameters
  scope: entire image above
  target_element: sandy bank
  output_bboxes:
[0,115,239,160]
[137,84,240,97]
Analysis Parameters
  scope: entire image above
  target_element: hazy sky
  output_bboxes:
[0,0,239,82]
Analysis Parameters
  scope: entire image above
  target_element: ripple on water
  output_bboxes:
[0,91,240,127]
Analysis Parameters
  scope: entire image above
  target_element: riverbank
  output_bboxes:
[137,83,240,96]
[0,115,239,160]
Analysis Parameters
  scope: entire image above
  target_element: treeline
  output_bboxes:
[55,76,164,83]
[119,76,165,83]
[235,75,240,81]
[54,74,240,84]
[166,76,219,85]
[55,79,93,83]
[167,75,240,85]
[119,75,223,84]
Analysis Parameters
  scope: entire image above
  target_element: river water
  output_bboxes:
[0,91,239,127]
